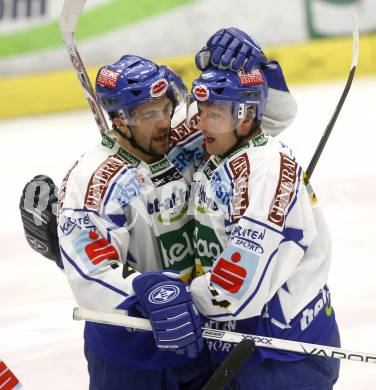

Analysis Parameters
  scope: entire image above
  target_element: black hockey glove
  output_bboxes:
[19,175,63,269]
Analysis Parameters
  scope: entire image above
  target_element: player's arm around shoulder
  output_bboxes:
[191,141,312,320]
[58,155,140,312]
[169,104,206,181]
[262,61,298,136]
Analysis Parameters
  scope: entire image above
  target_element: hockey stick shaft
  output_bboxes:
[73,307,376,365]
[202,339,256,390]
[59,0,109,136]
[306,12,359,179]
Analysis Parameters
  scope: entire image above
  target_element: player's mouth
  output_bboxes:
[204,136,216,144]
[153,133,169,144]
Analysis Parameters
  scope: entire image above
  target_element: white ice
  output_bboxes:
[0,77,375,389]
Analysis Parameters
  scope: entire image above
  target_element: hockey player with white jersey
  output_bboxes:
[57,54,210,389]
[188,64,341,388]
[19,29,299,389]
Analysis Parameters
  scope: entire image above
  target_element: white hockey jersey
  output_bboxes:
[57,129,202,369]
[190,133,338,363]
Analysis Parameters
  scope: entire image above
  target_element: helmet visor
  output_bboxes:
[186,96,252,134]
[125,96,174,127]
[119,77,186,127]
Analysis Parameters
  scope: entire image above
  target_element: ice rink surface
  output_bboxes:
[0,77,375,389]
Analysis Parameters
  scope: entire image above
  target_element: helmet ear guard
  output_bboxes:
[244,105,257,121]
[235,103,256,121]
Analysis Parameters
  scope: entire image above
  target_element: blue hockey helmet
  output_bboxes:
[190,65,268,124]
[96,55,187,120]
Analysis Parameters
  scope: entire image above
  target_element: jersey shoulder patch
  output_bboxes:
[84,153,126,212]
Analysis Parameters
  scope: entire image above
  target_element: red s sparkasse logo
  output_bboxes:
[211,251,247,293]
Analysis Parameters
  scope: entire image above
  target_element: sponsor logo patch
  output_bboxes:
[85,230,120,265]
[59,215,92,236]
[151,167,183,188]
[252,133,268,147]
[268,153,297,227]
[238,69,265,85]
[84,154,125,211]
[204,159,217,180]
[102,134,116,150]
[170,115,200,145]
[211,170,231,207]
[228,153,250,222]
[150,158,171,174]
[150,78,168,97]
[233,237,264,254]
[211,246,259,300]
[170,149,193,173]
[147,188,189,217]
[0,359,21,389]
[157,219,195,270]
[96,67,121,89]
[193,85,209,101]
[231,225,266,241]
[191,177,220,215]
[193,222,222,269]
[116,172,143,208]
[118,147,141,167]
[148,285,180,304]
[300,287,331,331]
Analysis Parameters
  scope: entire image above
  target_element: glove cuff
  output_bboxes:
[195,47,211,71]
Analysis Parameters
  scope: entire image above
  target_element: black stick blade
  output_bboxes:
[203,339,256,390]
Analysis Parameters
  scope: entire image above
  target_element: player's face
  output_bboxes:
[131,96,173,157]
[197,102,237,155]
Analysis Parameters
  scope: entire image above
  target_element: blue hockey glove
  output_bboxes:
[195,27,267,72]
[132,272,203,358]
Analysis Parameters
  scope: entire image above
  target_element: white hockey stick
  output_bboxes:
[73,307,376,365]
[306,12,359,179]
[59,0,109,136]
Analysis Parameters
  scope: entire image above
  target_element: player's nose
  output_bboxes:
[198,113,209,133]
[157,114,170,129]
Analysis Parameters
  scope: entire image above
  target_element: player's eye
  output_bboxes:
[140,112,155,122]
[163,105,173,117]
[208,112,221,120]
